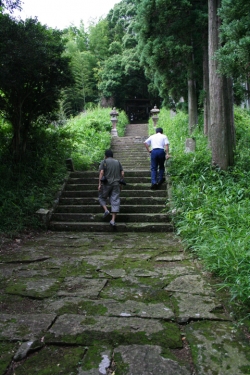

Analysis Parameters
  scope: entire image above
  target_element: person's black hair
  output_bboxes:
[105,149,113,158]
[156,127,163,134]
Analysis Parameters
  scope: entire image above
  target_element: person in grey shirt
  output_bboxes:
[98,149,124,226]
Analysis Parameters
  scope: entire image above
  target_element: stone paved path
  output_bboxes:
[0,124,250,374]
[1,232,250,374]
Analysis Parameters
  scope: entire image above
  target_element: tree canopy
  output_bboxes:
[0,0,21,12]
[134,0,207,118]
[0,15,73,160]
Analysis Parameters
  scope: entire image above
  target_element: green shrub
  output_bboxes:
[158,107,250,316]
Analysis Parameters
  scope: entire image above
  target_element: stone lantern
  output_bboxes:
[110,107,119,136]
[151,105,160,127]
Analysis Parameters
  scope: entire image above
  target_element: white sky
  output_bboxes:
[12,0,120,29]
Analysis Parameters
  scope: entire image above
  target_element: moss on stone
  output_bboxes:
[56,300,108,316]
[113,351,129,375]
[0,342,18,374]
[5,278,62,299]
[59,260,97,278]
[80,343,111,371]
[14,345,85,375]
[45,321,182,349]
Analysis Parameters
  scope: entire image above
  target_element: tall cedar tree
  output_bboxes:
[208,0,235,169]
[135,0,207,132]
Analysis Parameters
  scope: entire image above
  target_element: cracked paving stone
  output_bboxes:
[114,345,191,375]
[46,314,181,348]
[0,253,51,263]
[0,314,56,341]
[6,278,60,299]
[165,274,214,295]
[82,255,119,267]
[185,321,250,375]
[57,277,107,297]
[172,292,230,323]
[101,269,126,278]
[45,298,174,319]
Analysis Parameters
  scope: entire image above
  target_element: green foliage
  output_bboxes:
[62,51,98,116]
[0,15,73,160]
[0,124,71,234]
[135,0,207,105]
[88,19,110,60]
[217,0,250,79]
[216,0,250,104]
[60,108,112,170]
[0,0,22,13]
[64,107,128,170]
[161,107,250,313]
[0,107,128,234]
[99,0,154,108]
[61,20,111,116]
[98,55,124,98]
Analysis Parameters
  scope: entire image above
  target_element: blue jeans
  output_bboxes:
[151,149,165,184]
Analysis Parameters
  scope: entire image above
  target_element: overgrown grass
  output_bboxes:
[151,107,250,317]
[0,107,128,234]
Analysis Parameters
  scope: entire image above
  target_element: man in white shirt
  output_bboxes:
[144,127,170,189]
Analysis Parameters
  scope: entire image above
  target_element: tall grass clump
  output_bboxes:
[155,107,250,317]
[0,107,128,235]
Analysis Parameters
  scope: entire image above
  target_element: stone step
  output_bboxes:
[62,190,166,198]
[70,171,150,178]
[119,164,150,169]
[50,212,171,223]
[49,221,174,232]
[64,185,166,196]
[112,155,149,160]
[58,196,166,205]
[48,123,172,233]
[112,145,147,150]
[110,157,148,162]
[55,205,167,214]
[67,177,152,184]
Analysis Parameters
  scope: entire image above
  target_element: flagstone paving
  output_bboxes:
[0,231,250,374]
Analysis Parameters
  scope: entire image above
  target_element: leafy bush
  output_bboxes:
[58,107,127,170]
[157,107,250,316]
[0,127,70,234]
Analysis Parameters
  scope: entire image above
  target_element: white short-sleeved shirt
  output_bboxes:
[144,132,170,149]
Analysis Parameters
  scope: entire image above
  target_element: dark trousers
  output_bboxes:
[151,149,165,184]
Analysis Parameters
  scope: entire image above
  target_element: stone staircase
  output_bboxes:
[49,123,173,232]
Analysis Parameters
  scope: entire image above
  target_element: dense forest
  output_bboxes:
[1,0,250,317]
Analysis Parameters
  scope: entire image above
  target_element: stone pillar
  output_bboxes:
[110,107,119,136]
[36,209,50,229]
[150,105,160,127]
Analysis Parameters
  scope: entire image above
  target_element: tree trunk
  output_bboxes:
[208,0,235,170]
[188,74,198,134]
[203,44,210,140]
[11,112,29,162]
